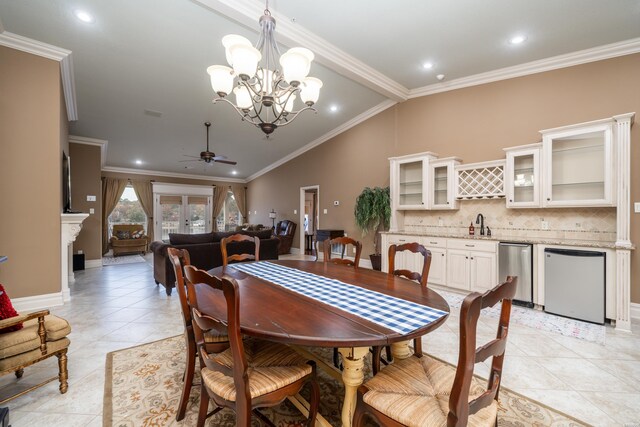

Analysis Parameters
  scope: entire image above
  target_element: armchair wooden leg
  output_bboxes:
[57,349,68,394]
[15,369,24,378]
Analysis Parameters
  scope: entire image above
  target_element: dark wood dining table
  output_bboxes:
[197,260,450,427]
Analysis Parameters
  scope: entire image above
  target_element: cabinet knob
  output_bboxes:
[465,256,468,259]
[471,257,474,260]
[547,198,551,201]
[509,199,513,202]
[441,253,445,257]
[446,202,450,204]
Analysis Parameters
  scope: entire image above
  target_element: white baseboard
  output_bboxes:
[13,292,64,313]
[290,247,302,255]
[631,303,640,320]
[85,259,102,269]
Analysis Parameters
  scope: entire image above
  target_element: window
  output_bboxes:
[216,190,242,231]
[108,186,146,235]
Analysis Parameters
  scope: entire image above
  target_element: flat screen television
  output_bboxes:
[62,151,73,213]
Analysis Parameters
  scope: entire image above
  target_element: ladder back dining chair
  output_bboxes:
[184,266,320,427]
[353,276,518,427]
[167,248,229,421]
[221,234,260,266]
[323,236,362,268]
[372,242,433,374]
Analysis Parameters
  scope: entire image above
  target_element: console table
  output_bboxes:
[315,229,344,243]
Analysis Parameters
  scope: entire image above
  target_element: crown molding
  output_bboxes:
[192,0,408,101]
[69,135,108,168]
[246,99,397,182]
[0,31,78,120]
[409,37,640,99]
[102,166,246,183]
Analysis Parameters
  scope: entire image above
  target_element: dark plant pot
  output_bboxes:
[369,254,382,271]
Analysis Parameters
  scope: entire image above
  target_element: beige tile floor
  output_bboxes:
[0,254,638,426]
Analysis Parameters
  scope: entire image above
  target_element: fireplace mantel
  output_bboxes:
[61,213,89,302]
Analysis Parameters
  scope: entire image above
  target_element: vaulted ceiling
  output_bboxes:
[1,0,639,181]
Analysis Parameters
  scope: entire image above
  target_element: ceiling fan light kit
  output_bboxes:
[207,1,322,136]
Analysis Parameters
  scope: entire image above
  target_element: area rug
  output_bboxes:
[439,289,606,345]
[104,336,588,427]
[102,254,146,266]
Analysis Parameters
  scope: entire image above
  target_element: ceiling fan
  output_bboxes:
[181,122,237,166]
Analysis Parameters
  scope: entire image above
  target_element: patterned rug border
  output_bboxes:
[103,336,590,427]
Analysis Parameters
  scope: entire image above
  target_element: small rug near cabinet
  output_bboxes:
[104,336,588,427]
[440,290,606,345]
[102,254,146,266]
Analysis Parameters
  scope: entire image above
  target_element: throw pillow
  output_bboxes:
[115,230,130,239]
[131,230,144,239]
[0,284,23,334]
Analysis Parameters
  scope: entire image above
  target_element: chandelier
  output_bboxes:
[207,2,322,136]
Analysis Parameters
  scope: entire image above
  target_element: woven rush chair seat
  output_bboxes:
[202,337,312,402]
[203,326,229,343]
[361,355,497,427]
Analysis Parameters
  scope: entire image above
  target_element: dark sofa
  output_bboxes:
[150,230,279,295]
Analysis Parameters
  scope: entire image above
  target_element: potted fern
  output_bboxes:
[354,186,391,270]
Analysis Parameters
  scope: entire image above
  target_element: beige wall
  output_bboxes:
[0,46,64,299]
[70,143,102,260]
[247,53,640,302]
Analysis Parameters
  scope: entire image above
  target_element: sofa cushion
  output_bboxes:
[241,229,273,240]
[0,315,71,359]
[169,233,215,245]
[115,230,130,239]
[212,231,234,243]
[0,337,69,371]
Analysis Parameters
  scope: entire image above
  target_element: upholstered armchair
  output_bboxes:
[110,224,148,256]
[0,310,71,402]
[274,220,296,255]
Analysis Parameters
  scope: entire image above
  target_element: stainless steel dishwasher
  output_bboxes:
[544,248,605,324]
[498,242,533,307]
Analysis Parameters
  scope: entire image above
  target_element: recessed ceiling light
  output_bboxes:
[74,10,94,23]
[422,62,434,70]
[329,105,338,113]
[231,170,237,175]
[509,35,527,45]
[135,159,142,165]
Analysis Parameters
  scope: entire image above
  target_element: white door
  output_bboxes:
[470,251,497,292]
[446,249,470,290]
[155,195,211,241]
[428,248,446,285]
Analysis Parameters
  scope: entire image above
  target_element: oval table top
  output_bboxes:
[195,260,450,348]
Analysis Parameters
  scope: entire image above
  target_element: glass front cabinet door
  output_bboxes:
[504,144,541,208]
[541,120,614,207]
[391,153,437,210]
[429,158,460,210]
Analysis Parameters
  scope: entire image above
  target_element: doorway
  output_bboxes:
[152,183,213,241]
[300,185,319,256]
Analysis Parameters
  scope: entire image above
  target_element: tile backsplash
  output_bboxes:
[403,199,616,242]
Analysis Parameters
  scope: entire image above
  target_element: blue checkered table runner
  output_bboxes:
[230,262,448,334]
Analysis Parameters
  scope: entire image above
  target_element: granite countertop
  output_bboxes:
[382,231,633,250]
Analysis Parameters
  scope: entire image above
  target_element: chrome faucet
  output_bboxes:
[475,213,485,236]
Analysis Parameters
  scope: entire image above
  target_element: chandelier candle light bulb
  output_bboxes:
[206,1,322,136]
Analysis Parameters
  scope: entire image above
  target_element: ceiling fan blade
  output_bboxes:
[215,159,237,165]
[182,154,201,159]
[212,155,228,160]
[178,159,203,163]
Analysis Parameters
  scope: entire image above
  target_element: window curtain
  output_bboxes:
[211,185,228,229]
[231,185,247,221]
[131,180,154,244]
[102,177,128,254]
